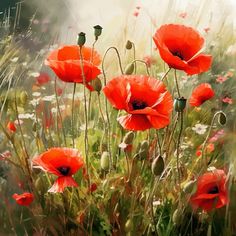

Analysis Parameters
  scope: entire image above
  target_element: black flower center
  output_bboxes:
[57,166,71,176]
[131,100,147,110]
[208,186,219,194]
[172,51,184,60]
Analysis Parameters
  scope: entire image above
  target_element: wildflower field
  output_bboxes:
[0,0,236,235]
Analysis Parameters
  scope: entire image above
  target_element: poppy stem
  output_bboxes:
[79,46,90,187]
[54,77,67,146]
[161,67,171,81]
[102,47,124,171]
[130,59,150,75]
[201,111,223,167]
[174,69,181,97]
[131,42,137,74]
[71,82,77,148]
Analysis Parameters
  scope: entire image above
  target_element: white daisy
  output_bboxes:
[192,123,208,135]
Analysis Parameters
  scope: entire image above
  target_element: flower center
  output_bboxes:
[57,166,71,176]
[131,100,147,110]
[208,186,219,194]
[172,51,184,60]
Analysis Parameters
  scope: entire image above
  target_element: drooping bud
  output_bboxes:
[100,151,110,171]
[125,63,134,75]
[172,209,182,225]
[20,91,28,106]
[123,131,135,144]
[125,218,133,232]
[174,97,187,112]
[151,155,164,176]
[218,111,227,126]
[93,25,103,40]
[77,32,86,46]
[183,180,197,195]
[91,77,102,93]
[125,40,133,50]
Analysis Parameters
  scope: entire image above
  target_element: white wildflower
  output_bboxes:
[192,123,208,135]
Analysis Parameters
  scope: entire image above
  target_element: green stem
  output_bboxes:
[131,42,136,74]
[161,67,171,81]
[174,69,180,97]
[79,46,90,187]
[71,82,77,148]
[130,59,150,75]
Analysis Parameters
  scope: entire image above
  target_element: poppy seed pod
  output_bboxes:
[174,97,187,112]
[151,155,164,176]
[125,40,133,50]
[93,25,103,39]
[125,63,135,75]
[123,131,135,144]
[91,77,102,93]
[77,32,86,46]
[218,111,227,126]
[100,151,110,171]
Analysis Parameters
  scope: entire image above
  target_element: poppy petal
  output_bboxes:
[117,114,152,131]
[147,114,170,129]
[48,176,78,193]
[185,54,212,75]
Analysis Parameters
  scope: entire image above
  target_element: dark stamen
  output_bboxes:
[172,51,184,60]
[57,166,71,176]
[208,186,219,194]
[131,100,147,110]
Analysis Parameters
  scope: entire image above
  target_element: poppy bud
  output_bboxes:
[77,32,86,46]
[100,151,110,171]
[7,121,16,132]
[93,25,103,39]
[218,111,227,126]
[138,140,149,160]
[125,63,135,75]
[151,155,164,176]
[125,218,133,232]
[20,91,28,106]
[123,131,135,144]
[32,122,37,132]
[91,77,102,93]
[174,97,187,112]
[125,40,133,50]
[183,180,197,195]
[172,209,182,225]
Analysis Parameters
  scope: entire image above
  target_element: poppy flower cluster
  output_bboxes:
[190,169,228,212]
[153,24,212,75]
[189,83,215,107]
[32,148,84,193]
[45,45,101,90]
[103,75,173,131]
[12,192,34,206]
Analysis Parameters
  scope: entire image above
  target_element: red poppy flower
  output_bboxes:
[103,75,173,131]
[153,24,212,75]
[7,121,16,132]
[36,72,50,86]
[12,192,34,206]
[190,169,228,212]
[32,148,84,193]
[189,83,214,107]
[45,45,101,90]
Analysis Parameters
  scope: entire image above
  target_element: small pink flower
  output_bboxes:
[209,129,225,143]
[204,27,210,33]
[179,12,187,18]
[216,76,227,84]
[133,11,139,17]
[222,97,233,104]
[143,56,156,67]
[0,151,11,160]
